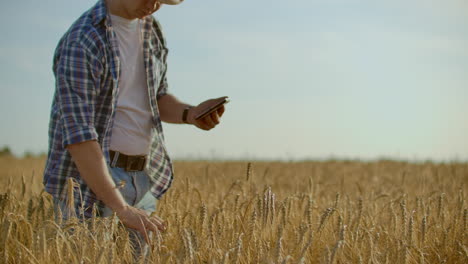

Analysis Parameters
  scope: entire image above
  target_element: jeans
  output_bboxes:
[53,165,158,261]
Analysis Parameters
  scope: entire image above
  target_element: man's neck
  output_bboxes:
[106,0,133,20]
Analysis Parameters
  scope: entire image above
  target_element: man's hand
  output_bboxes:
[116,206,166,243]
[187,97,227,130]
[67,141,166,243]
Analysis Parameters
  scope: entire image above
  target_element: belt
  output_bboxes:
[109,150,147,172]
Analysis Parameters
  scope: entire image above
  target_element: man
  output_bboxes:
[43,0,226,258]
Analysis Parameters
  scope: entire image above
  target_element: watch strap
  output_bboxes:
[182,106,192,124]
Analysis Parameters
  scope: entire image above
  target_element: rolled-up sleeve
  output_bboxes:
[157,74,168,100]
[156,47,169,100]
[55,41,102,148]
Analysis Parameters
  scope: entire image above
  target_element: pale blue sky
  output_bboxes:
[0,0,467,161]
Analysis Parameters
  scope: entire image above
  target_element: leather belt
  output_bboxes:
[109,150,147,172]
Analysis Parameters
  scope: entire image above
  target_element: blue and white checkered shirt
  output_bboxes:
[43,0,173,218]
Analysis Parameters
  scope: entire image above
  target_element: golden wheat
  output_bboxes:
[0,156,467,263]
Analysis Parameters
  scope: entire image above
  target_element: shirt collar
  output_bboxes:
[91,0,108,27]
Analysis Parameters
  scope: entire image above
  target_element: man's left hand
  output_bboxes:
[187,97,227,130]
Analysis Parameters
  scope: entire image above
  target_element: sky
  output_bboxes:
[0,0,467,161]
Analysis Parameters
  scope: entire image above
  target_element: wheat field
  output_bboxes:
[0,156,466,263]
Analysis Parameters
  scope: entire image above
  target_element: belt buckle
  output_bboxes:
[125,156,146,172]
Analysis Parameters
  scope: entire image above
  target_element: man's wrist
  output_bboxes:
[110,202,129,214]
[105,189,129,213]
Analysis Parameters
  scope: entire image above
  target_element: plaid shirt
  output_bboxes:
[43,0,173,218]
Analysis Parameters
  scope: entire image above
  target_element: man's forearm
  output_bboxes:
[67,140,127,212]
[158,94,226,131]
[157,93,191,124]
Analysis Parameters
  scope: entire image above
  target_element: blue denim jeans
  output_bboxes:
[53,165,158,260]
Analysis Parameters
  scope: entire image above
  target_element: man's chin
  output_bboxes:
[159,0,184,5]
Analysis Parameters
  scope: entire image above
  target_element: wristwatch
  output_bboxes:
[182,106,192,124]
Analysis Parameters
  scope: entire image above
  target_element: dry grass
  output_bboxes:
[0,156,467,263]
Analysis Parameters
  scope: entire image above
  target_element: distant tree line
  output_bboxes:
[0,146,46,158]
[0,146,12,156]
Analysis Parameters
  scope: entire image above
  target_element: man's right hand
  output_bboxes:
[116,205,166,243]
[67,140,166,243]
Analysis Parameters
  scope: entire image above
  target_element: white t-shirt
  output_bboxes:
[109,14,153,155]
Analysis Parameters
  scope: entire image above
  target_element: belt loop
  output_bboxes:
[111,151,120,167]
